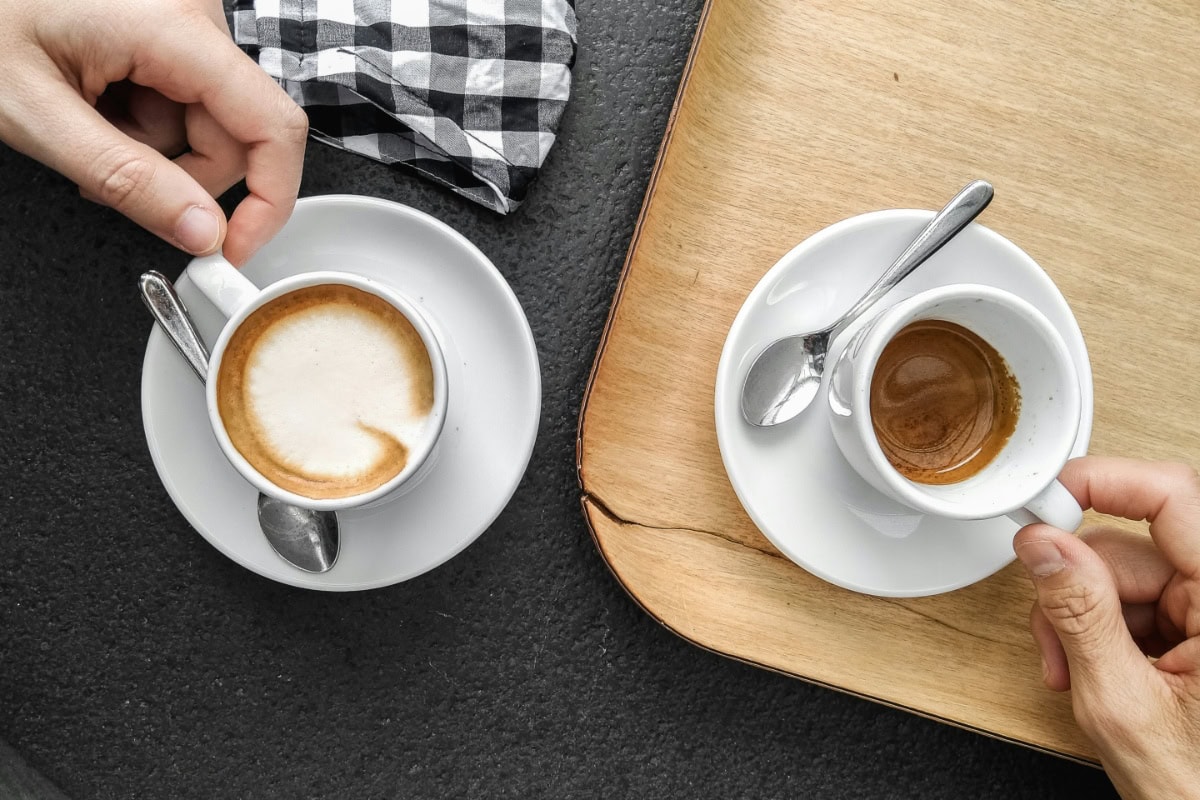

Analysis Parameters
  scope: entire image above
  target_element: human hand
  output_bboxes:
[1014,456,1200,800]
[0,0,307,264]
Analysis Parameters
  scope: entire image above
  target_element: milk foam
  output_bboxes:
[243,304,430,481]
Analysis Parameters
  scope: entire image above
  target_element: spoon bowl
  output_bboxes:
[138,271,341,573]
[740,180,994,427]
[740,330,830,427]
[256,495,340,573]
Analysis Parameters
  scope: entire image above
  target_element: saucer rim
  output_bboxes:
[140,194,541,591]
[714,208,1094,597]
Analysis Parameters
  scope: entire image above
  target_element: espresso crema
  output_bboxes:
[870,319,1020,485]
[217,284,435,500]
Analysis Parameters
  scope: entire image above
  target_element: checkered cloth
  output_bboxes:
[231,0,577,213]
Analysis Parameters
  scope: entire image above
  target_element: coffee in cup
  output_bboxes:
[828,284,1083,531]
[869,319,1020,485]
[216,283,436,500]
[186,254,448,512]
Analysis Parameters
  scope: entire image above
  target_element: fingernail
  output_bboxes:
[1040,655,1050,684]
[175,206,221,254]
[1016,540,1067,578]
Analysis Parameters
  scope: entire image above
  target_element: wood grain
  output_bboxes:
[577,0,1200,763]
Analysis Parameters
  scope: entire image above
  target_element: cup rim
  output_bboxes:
[845,283,1082,519]
[205,270,450,512]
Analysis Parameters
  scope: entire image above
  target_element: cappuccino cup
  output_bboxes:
[827,284,1083,531]
[186,254,449,512]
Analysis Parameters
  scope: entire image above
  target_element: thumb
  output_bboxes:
[12,75,226,256]
[1014,524,1151,701]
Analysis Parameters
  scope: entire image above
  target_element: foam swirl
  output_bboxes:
[217,284,434,499]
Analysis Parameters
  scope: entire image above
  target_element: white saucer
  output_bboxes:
[141,195,540,590]
[714,210,1093,598]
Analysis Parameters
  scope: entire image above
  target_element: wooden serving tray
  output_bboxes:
[577,0,1200,763]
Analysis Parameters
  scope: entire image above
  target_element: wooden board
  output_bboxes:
[577,0,1200,763]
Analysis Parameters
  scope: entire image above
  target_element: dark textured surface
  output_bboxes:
[0,2,1122,798]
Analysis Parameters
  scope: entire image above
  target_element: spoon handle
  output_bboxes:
[138,271,211,382]
[837,179,994,328]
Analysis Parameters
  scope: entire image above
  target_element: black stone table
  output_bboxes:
[0,2,1121,797]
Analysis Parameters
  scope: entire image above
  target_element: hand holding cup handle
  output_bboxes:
[187,253,262,322]
[1006,479,1082,531]
[1015,457,1200,800]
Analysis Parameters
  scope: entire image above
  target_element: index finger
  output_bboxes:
[1059,456,1200,578]
[131,13,308,261]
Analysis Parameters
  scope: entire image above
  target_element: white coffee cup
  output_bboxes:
[187,254,449,512]
[827,283,1083,531]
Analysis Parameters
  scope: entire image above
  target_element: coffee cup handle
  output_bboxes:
[186,253,261,319]
[1006,479,1082,532]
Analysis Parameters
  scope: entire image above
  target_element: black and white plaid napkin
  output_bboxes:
[231,0,577,213]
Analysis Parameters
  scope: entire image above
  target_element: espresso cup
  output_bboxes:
[827,283,1083,531]
[186,254,449,512]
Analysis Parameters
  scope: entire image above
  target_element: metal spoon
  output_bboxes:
[138,271,341,573]
[740,179,994,427]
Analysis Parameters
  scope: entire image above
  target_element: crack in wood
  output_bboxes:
[581,490,785,560]
[584,491,1013,650]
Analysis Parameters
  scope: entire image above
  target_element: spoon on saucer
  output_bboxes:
[740,179,994,427]
[138,271,341,573]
